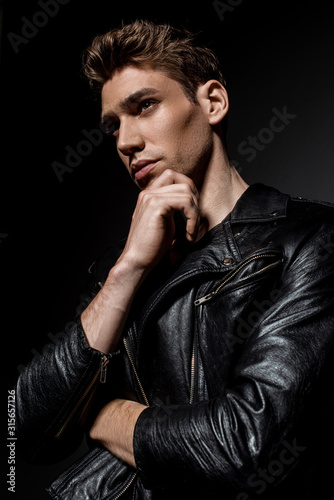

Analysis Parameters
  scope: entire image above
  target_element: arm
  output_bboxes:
[81,168,202,353]
[16,169,202,462]
[89,398,146,468]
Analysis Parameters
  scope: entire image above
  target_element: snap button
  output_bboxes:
[223,257,234,266]
[269,210,279,216]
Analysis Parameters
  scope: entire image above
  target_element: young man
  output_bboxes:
[16,20,334,499]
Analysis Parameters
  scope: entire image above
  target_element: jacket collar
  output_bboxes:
[135,183,290,337]
[170,183,289,272]
[170,183,290,272]
[229,183,289,223]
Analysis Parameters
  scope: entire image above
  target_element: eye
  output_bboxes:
[138,100,156,114]
[102,118,119,137]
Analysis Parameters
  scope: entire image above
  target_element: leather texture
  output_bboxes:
[46,447,136,500]
[16,184,334,499]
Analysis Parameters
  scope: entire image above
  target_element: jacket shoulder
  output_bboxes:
[290,194,334,211]
[283,195,334,266]
[287,195,334,229]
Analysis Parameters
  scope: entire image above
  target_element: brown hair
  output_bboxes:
[82,20,226,103]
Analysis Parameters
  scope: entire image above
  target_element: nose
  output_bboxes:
[117,118,145,158]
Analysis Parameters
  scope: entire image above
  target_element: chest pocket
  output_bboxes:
[193,250,284,399]
[195,250,284,306]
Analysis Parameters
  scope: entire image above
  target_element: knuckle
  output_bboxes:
[162,168,174,180]
[138,190,151,203]
[179,183,193,198]
[186,193,194,205]
[188,193,198,207]
[143,194,160,210]
[148,195,158,206]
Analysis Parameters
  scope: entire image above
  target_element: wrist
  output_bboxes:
[81,256,147,354]
[109,251,150,289]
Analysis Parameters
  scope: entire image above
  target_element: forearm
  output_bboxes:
[132,398,278,492]
[16,323,108,462]
[81,256,147,354]
[89,398,147,468]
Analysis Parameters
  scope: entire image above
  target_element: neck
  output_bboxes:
[198,143,249,230]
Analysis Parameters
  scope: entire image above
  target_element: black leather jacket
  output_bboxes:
[16,184,334,499]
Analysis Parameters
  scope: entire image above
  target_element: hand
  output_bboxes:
[119,169,204,276]
[81,169,206,354]
[89,399,147,467]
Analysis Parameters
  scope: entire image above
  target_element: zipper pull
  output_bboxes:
[100,355,109,383]
[194,292,216,306]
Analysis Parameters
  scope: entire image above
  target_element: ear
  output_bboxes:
[196,80,229,125]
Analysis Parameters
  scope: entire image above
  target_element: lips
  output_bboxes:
[131,159,159,181]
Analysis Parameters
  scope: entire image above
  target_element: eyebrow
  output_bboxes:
[101,87,158,124]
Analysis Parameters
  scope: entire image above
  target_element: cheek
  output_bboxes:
[156,104,208,152]
[174,109,212,163]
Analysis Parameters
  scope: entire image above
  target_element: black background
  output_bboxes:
[1,0,334,498]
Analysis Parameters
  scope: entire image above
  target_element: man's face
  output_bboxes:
[101,66,214,189]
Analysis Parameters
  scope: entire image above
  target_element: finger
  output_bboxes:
[146,192,200,239]
[137,184,199,217]
[150,168,198,196]
[141,183,199,202]
[160,192,200,241]
[135,188,201,242]
[183,204,200,242]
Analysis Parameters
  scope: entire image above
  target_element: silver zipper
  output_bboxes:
[189,342,196,405]
[112,471,138,500]
[121,315,197,500]
[115,340,150,500]
[100,356,109,383]
[123,338,150,407]
[194,254,282,306]
[55,355,110,439]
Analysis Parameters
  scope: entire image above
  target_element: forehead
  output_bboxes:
[101,66,186,116]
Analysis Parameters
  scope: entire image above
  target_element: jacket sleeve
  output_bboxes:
[16,322,112,463]
[15,243,124,464]
[133,222,334,494]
